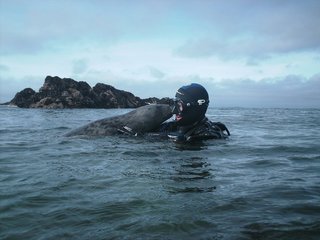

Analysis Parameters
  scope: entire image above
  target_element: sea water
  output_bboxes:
[0,106,319,240]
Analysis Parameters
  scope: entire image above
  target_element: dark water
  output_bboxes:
[1,106,319,240]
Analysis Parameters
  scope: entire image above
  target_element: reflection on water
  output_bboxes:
[166,156,216,194]
[173,141,207,151]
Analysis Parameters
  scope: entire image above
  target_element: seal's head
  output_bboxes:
[173,83,209,126]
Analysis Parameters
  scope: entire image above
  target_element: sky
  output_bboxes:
[0,0,319,108]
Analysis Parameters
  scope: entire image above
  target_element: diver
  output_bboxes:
[157,83,230,142]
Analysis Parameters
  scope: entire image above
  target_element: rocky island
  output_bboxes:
[8,76,173,108]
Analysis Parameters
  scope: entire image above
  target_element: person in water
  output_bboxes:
[157,83,230,142]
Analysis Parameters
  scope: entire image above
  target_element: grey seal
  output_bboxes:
[65,104,173,137]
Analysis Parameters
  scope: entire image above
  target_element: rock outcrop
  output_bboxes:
[9,76,173,108]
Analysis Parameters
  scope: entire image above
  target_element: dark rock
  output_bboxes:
[10,88,36,108]
[92,83,144,108]
[9,76,173,109]
[32,76,95,108]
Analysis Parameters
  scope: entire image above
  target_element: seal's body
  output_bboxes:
[65,104,173,137]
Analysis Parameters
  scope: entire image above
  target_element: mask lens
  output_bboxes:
[178,101,183,112]
[173,99,184,114]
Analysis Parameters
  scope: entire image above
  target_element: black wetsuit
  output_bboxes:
[157,117,230,142]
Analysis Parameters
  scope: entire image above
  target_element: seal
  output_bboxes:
[65,104,173,137]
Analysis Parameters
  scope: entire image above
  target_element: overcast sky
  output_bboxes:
[0,0,319,107]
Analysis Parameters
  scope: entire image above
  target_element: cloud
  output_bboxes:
[0,64,10,72]
[72,59,89,75]
[0,0,173,55]
[2,0,319,61]
[148,66,165,79]
[208,74,320,108]
[0,1,122,55]
[175,0,320,61]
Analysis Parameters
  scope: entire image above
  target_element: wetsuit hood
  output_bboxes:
[173,83,209,126]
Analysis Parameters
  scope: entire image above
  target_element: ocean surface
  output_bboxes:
[0,106,319,240]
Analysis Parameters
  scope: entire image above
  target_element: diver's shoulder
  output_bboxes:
[204,118,230,136]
